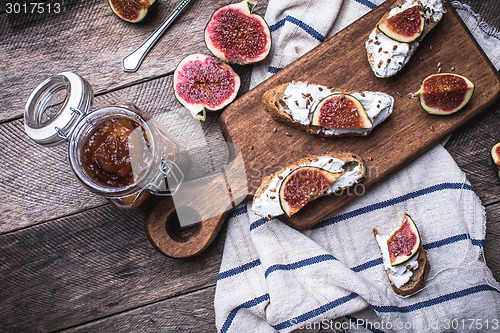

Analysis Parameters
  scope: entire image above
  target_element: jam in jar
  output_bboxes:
[24,72,184,209]
[83,117,150,188]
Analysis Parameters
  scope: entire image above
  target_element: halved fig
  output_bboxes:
[378,5,424,43]
[108,0,155,23]
[279,166,342,217]
[492,143,500,180]
[413,73,474,115]
[387,213,421,266]
[173,54,241,121]
[311,94,372,129]
[204,0,271,65]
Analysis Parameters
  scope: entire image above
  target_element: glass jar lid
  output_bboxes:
[24,72,93,146]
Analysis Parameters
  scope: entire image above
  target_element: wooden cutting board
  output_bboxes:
[220,1,500,228]
[145,1,500,258]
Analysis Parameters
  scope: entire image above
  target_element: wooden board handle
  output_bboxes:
[144,196,229,258]
[144,150,248,258]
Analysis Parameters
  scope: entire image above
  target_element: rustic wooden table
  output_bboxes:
[1,0,498,331]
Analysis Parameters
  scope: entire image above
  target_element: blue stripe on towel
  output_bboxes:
[250,218,267,230]
[250,183,474,231]
[354,0,378,9]
[265,254,337,278]
[219,233,483,281]
[312,183,474,230]
[269,15,325,42]
[372,284,499,313]
[351,258,383,272]
[218,259,262,281]
[268,66,282,73]
[423,234,469,250]
[222,284,499,332]
[228,205,247,219]
[219,293,270,333]
[272,293,359,330]
[471,238,484,247]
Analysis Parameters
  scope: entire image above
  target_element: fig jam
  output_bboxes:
[83,117,149,187]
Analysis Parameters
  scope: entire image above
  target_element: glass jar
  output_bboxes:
[24,72,184,209]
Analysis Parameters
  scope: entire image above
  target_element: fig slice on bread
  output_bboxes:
[262,81,393,137]
[279,167,343,217]
[378,5,425,43]
[366,0,446,78]
[252,153,365,219]
[374,213,429,296]
[311,93,372,129]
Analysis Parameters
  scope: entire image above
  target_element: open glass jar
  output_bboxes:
[24,72,184,209]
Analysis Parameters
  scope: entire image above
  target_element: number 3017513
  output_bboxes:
[5,2,61,14]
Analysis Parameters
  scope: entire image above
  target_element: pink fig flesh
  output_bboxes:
[204,0,271,65]
[279,166,342,217]
[387,213,421,266]
[311,94,372,129]
[378,5,424,43]
[414,73,474,115]
[173,54,241,120]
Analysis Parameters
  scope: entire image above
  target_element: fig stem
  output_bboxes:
[246,0,258,14]
[122,0,196,72]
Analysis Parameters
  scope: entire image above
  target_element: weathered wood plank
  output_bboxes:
[0,0,269,122]
[0,204,225,332]
[63,286,217,332]
[445,102,500,206]
[484,202,500,283]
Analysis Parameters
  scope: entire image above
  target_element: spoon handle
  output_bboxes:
[122,0,196,73]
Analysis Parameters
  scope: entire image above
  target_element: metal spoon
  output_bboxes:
[123,0,196,72]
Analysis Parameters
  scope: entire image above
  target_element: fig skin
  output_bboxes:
[412,73,474,115]
[492,143,500,180]
[387,213,421,266]
[378,5,425,43]
[108,0,156,23]
[173,54,241,121]
[311,93,372,129]
[278,166,342,217]
[204,0,272,65]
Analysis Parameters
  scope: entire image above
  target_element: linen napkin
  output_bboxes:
[214,1,500,332]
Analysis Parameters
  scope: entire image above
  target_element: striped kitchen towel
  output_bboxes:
[214,1,500,332]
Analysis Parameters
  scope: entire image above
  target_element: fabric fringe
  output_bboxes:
[451,1,500,40]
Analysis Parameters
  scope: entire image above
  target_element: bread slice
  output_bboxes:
[262,81,393,137]
[391,247,430,296]
[366,0,447,78]
[373,228,430,296]
[251,153,365,218]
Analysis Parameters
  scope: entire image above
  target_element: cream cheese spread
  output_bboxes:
[252,156,363,218]
[281,82,393,135]
[366,0,446,78]
[376,233,420,288]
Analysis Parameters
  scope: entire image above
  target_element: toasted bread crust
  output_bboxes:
[389,247,430,296]
[252,153,365,208]
[367,0,447,78]
[262,82,372,138]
